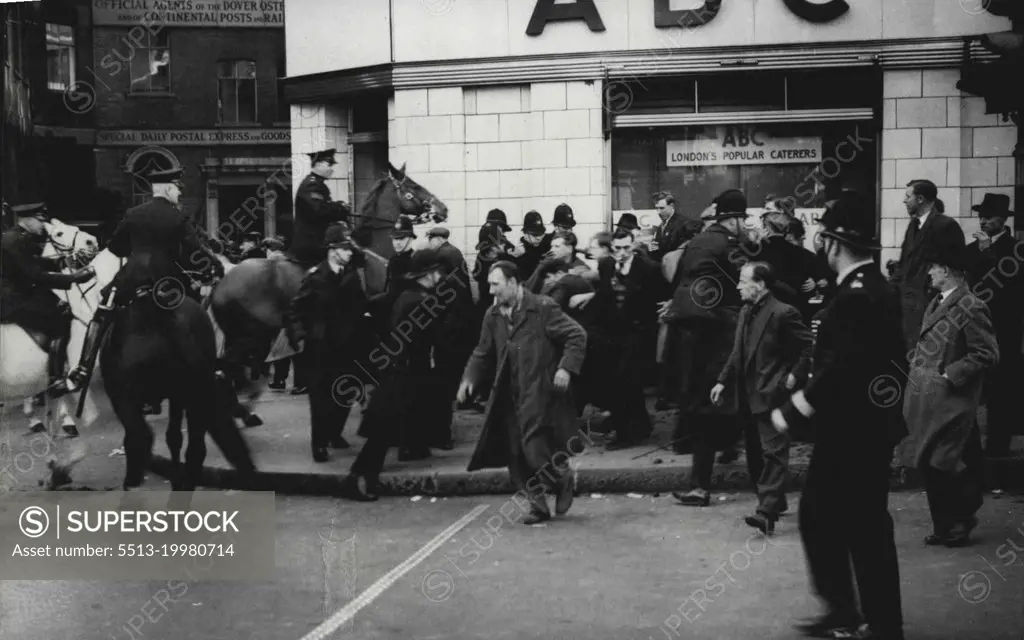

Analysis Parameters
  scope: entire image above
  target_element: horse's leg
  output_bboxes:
[23,397,44,433]
[180,392,207,492]
[167,396,184,466]
[58,400,78,437]
[206,374,256,477]
[109,391,153,489]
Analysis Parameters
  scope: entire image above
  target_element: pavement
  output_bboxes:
[1,492,1022,640]
[131,388,1024,498]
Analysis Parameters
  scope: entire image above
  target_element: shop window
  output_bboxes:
[130,30,170,92]
[128,151,177,207]
[46,24,75,91]
[218,60,258,124]
[612,121,877,231]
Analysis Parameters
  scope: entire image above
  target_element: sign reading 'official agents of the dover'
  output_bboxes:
[91,0,284,28]
[667,127,823,167]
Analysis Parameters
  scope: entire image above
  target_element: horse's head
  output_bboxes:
[387,162,449,225]
[43,219,99,267]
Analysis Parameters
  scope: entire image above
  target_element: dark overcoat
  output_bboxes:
[464,291,587,472]
[290,173,350,268]
[899,285,998,471]
[893,212,965,352]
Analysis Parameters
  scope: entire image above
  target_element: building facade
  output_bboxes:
[4,0,99,226]
[90,1,289,243]
[284,0,1017,266]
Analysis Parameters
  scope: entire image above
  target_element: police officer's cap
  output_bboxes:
[404,248,445,280]
[308,149,337,166]
[523,210,546,235]
[553,203,576,229]
[485,209,511,231]
[323,222,353,248]
[818,191,880,252]
[391,217,417,239]
[709,189,750,220]
[148,167,184,184]
[11,202,49,219]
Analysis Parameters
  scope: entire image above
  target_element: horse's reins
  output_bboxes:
[46,231,98,329]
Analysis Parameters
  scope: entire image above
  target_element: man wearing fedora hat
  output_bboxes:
[665,189,752,506]
[965,192,1022,458]
[290,149,352,270]
[771,191,907,640]
[287,222,372,462]
[899,241,996,548]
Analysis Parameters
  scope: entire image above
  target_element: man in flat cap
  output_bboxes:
[772,191,907,640]
[965,193,1023,458]
[287,222,372,462]
[0,202,96,397]
[290,149,352,270]
[67,167,222,394]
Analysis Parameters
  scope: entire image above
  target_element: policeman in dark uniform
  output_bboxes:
[287,223,372,463]
[0,203,96,396]
[67,167,223,392]
[772,191,907,640]
[290,148,352,269]
[513,210,550,281]
[365,217,417,341]
[542,203,576,249]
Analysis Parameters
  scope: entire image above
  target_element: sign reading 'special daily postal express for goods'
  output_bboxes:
[92,0,284,28]
[667,128,823,167]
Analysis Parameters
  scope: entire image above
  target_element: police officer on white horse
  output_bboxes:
[0,203,96,397]
[66,167,223,392]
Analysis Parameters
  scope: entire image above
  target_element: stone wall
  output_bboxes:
[388,81,607,262]
[880,69,1018,267]
[289,103,349,202]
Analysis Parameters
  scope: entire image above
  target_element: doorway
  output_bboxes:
[219,184,267,244]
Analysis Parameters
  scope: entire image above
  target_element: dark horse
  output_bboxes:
[210,162,449,423]
[100,286,255,490]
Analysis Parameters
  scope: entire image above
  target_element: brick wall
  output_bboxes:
[289,103,349,202]
[880,69,1017,267]
[388,81,607,262]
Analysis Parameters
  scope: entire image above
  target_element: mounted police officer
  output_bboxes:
[0,203,96,396]
[290,148,352,269]
[772,191,907,640]
[66,167,223,392]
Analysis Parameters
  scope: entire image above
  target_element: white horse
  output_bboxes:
[0,219,104,445]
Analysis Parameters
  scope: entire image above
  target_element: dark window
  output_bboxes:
[46,24,75,91]
[352,142,389,208]
[697,72,785,113]
[218,60,258,124]
[130,30,170,92]
[350,94,389,133]
[615,78,696,114]
[786,69,880,109]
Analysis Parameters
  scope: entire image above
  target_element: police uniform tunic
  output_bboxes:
[777,262,906,636]
[290,173,350,269]
[0,229,79,338]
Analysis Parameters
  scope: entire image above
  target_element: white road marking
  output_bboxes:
[298,503,490,640]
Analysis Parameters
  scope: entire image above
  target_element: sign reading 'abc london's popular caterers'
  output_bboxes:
[666,128,822,167]
[91,0,284,28]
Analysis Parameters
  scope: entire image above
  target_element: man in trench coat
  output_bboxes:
[457,261,587,525]
[900,245,998,547]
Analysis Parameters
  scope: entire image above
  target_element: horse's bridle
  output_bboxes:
[45,230,100,328]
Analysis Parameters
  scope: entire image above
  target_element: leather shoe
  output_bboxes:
[744,513,775,535]
[522,511,551,525]
[312,447,329,463]
[672,489,710,507]
[794,613,862,638]
[340,475,379,502]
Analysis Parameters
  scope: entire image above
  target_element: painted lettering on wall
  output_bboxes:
[91,0,285,28]
[95,128,291,146]
[527,0,849,35]
[666,127,822,167]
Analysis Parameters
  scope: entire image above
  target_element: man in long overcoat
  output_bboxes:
[666,189,751,505]
[457,261,587,525]
[900,245,997,547]
[964,193,1023,458]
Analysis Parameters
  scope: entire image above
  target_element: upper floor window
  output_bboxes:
[130,30,170,93]
[46,24,76,92]
[218,60,257,124]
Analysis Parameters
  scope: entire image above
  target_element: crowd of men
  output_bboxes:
[3,144,1019,640]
